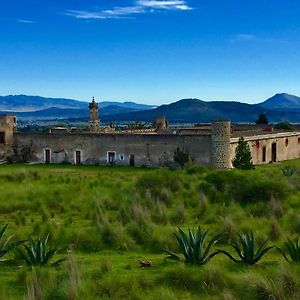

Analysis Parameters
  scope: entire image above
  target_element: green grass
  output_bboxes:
[0,161,300,299]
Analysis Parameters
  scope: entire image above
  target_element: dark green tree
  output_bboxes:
[232,137,254,170]
[255,113,269,125]
[275,121,294,131]
[174,147,190,168]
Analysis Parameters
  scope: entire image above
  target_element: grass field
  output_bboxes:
[1,161,300,299]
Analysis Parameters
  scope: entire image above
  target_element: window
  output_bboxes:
[262,146,266,162]
[119,154,124,161]
[0,132,5,144]
[285,138,289,147]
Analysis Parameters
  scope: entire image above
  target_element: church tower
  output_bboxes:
[88,97,100,132]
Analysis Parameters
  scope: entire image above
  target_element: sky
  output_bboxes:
[1,0,300,105]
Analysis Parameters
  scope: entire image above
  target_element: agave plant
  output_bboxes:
[281,166,297,177]
[277,238,300,263]
[217,232,274,265]
[163,226,220,265]
[0,224,24,262]
[17,234,65,266]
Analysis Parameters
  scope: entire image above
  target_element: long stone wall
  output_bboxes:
[13,132,212,167]
[230,132,300,166]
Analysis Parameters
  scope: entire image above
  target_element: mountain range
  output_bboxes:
[1,93,300,123]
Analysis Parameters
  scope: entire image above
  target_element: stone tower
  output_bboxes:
[88,97,100,132]
[0,115,17,160]
[211,120,231,169]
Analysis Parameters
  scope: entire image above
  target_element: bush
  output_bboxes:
[203,170,290,203]
[173,147,191,168]
[275,121,294,131]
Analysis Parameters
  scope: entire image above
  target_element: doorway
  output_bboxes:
[262,146,266,162]
[107,152,116,165]
[0,132,5,144]
[45,149,51,164]
[129,154,135,167]
[75,150,81,165]
[271,143,277,162]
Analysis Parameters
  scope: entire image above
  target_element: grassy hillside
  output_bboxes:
[0,162,300,299]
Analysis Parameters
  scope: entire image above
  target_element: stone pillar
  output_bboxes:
[211,120,231,169]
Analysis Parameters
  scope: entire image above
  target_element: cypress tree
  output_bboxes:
[232,137,254,170]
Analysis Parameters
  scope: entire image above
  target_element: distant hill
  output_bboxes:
[3,93,300,123]
[0,95,87,111]
[101,98,300,123]
[0,95,154,113]
[259,93,300,110]
[2,105,151,121]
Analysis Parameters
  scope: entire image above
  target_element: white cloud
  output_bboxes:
[137,0,192,10]
[65,0,192,20]
[234,34,257,41]
[17,19,35,24]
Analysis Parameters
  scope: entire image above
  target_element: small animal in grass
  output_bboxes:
[139,260,152,268]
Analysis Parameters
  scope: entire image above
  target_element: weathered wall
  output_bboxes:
[0,115,16,160]
[230,132,300,166]
[13,132,212,167]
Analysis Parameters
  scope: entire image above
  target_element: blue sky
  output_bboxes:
[1,0,300,105]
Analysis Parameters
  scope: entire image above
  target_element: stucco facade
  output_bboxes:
[230,132,300,166]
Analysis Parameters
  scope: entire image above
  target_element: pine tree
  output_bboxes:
[255,113,269,125]
[232,137,254,170]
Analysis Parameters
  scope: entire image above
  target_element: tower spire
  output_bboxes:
[88,97,100,132]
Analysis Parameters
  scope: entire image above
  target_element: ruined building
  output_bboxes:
[1,98,300,168]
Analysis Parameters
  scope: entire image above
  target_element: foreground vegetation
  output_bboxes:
[1,161,300,299]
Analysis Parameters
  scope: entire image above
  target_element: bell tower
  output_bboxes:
[88,97,100,132]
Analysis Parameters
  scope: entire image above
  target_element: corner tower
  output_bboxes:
[211,120,231,169]
[88,97,100,132]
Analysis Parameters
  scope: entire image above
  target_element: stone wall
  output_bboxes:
[230,132,300,166]
[13,132,212,167]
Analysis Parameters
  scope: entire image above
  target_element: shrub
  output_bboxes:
[275,121,294,131]
[17,234,65,266]
[218,231,274,265]
[232,137,254,170]
[204,170,290,203]
[173,147,190,168]
[277,238,300,263]
[164,226,220,265]
[281,166,297,177]
[0,224,24,261]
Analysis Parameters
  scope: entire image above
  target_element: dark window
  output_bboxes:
[75,151,81,165]
[0,132,5,144]
[262,146,266,162]
[271,143,277,162]
[45,149,51,164]
[129,154,135,167]
[285,138,289,147]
